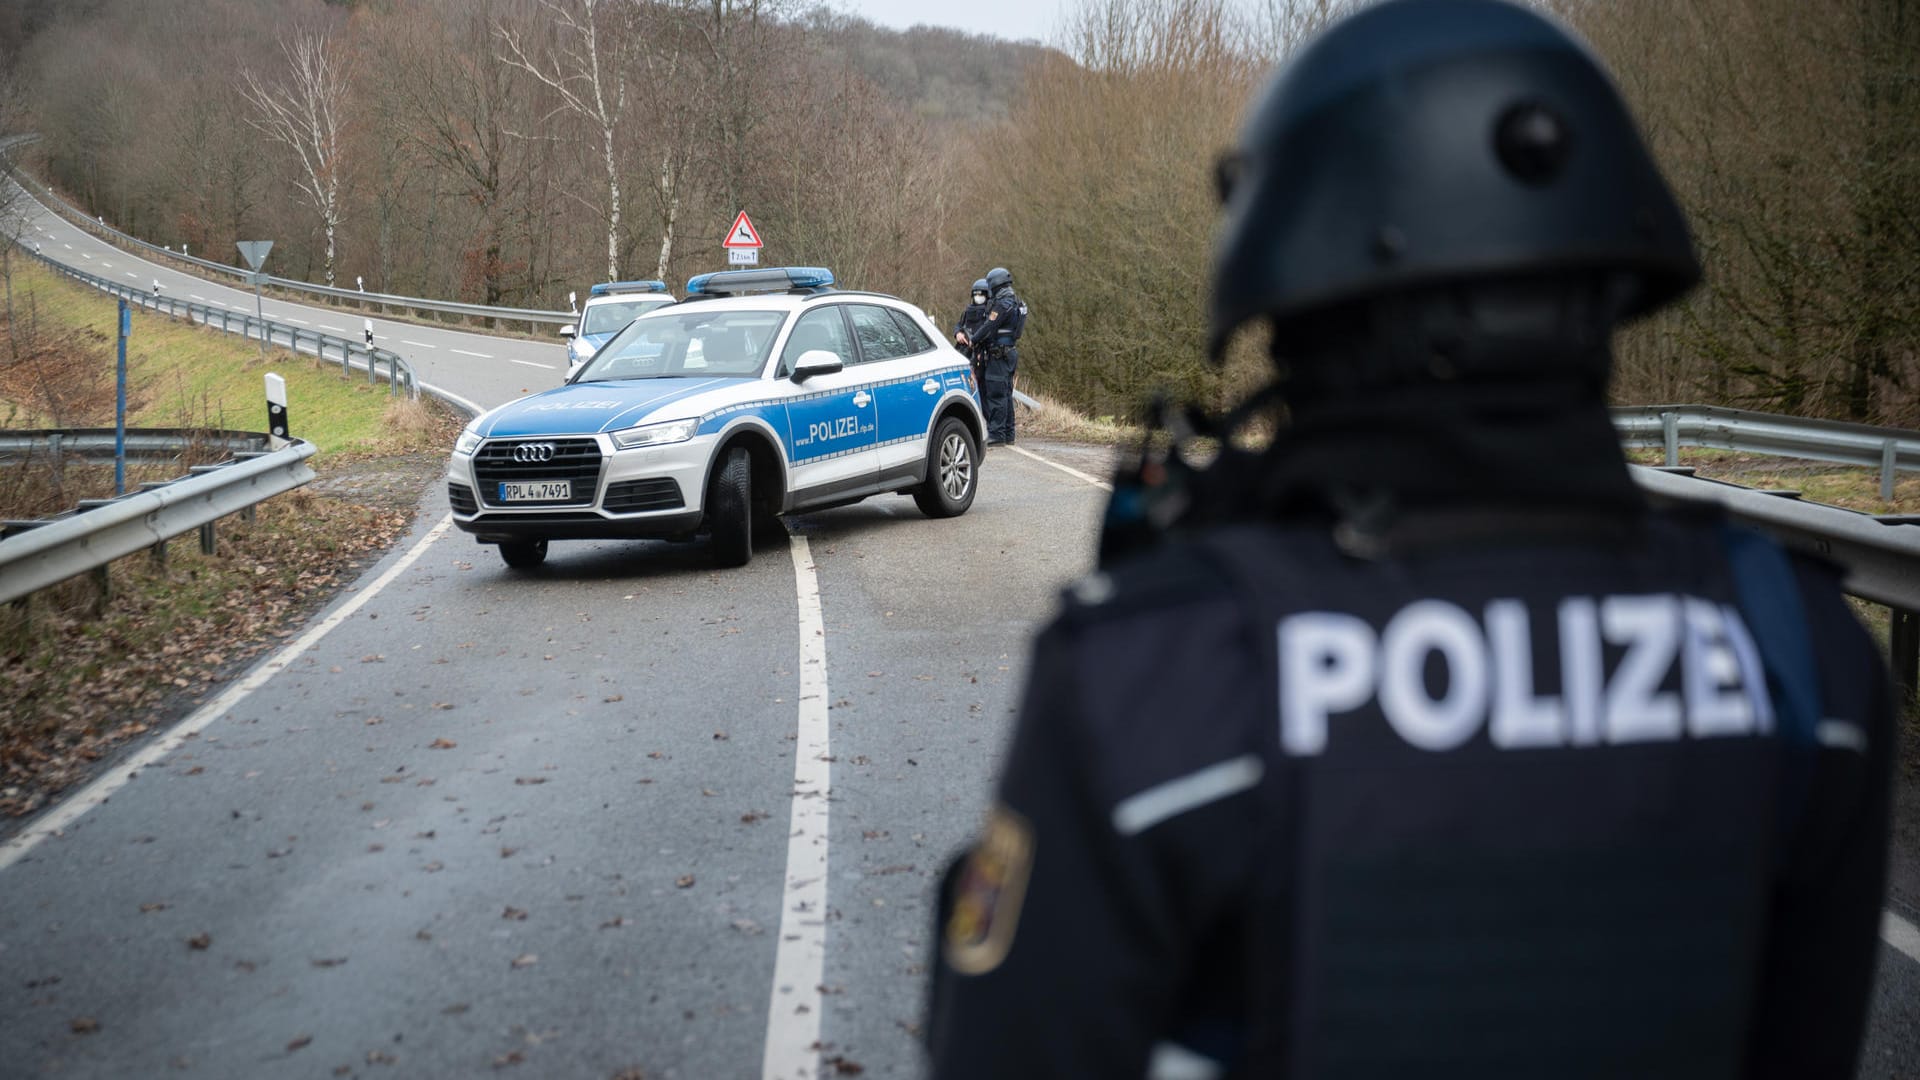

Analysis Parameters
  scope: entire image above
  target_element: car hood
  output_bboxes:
[476,377,751,437]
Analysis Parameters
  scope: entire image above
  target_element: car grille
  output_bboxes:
[447,482,478,516]
[603,478,685,514]
[474,438,602,508]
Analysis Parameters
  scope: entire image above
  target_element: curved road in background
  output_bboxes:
[1,184,1914,1078]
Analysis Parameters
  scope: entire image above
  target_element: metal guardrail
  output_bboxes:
[0,428,271,465]
[0,435,317,606]
[1614,404,1920,500]
[1631,465,1920,611]
[23,246,418,397]
[2,159,571,331]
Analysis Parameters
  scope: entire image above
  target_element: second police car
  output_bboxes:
[560,279,677,378]
[448,267,987,569]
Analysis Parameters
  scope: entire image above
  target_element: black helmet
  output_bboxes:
[986,267,1013,291]
[971,278,989,295]
[1208,0,1699,359]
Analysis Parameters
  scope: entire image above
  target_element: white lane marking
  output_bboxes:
[191,294,206,301]
[282,317,308,325]
[100,262,111,268]
[402,340,437,349]
[1007,443,1112,491]
[62,243,71,249]
[763,534,830,1080]
[1884,910,1920,963]
[319,324,347,334]
[418,381,485,418]
[1113,754,1266,836]
[124,272,136,278]
[508,358,555,370]
[451,348,492,359]
[0,516,456,873]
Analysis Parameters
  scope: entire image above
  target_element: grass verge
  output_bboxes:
[1,259,465,819]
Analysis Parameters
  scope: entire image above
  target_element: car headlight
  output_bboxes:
[610,417,699,450]
[454,427,484,456]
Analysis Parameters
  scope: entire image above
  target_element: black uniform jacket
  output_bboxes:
[927,507,1893,1080]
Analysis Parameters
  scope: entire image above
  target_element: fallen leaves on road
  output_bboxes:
[139,902,168,913]
[493,1050,525,1068]
[287,1035,313,1052]
[429,738,457,749]
[186,933,211,950]
[674,875,695,889]
[510,954,538,969]
[69,1017,100,1035]
[311,957,348,968]
[503,907,528,921]
[514,777,547,786]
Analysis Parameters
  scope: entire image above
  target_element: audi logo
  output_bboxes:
[512,442,557,463]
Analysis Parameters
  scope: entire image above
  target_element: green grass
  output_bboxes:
[3,261,433,455]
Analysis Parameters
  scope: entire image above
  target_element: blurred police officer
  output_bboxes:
[965,266,1025,445]
[955,277,991,388]
[926,1,1894,1077]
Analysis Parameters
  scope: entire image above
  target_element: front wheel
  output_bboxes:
[499,539,548,569]
[912,417,978,519]
[707,446,754,568]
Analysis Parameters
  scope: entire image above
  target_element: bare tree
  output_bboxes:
[240,32,351,287]
[496,0,634,281]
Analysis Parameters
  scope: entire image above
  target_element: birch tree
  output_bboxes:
[496,0,632,281]
[239,32,351,287]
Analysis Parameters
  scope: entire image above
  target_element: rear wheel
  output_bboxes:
[707,446,754,568]
[498,539,548,569]
[912,416,978,519]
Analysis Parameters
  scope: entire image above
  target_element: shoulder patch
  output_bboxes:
[942,803,1035,976]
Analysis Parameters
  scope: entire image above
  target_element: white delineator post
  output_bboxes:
[265,372,290,447]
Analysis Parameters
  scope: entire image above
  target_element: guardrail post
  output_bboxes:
[1882,440,1898,503]
[1893,608,1918,703]
[89,565,110,615]
[150,539,167,567]
[199,522,216,555]
[1661,411,1679,467]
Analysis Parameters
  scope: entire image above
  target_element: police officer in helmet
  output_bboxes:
[965,266,1025,445]
[955,278,992,387]
[927,1,1894,1076]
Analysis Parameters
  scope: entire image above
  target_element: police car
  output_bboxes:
[560,280,678,378]
[448,267,986,569]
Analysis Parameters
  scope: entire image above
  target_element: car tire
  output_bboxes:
[912,416,978,519]
[499,539,548,569]
[708,446,753,568]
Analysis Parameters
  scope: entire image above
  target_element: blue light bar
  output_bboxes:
[685,267,835,296]
[589,280,669,297]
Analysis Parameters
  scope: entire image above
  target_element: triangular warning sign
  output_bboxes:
[722,211,763,249]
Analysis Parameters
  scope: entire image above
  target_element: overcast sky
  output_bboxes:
[829,0,1069,44]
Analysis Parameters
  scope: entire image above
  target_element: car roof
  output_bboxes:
[650,291,922,316]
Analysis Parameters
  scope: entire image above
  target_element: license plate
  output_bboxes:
[499,480,570,502]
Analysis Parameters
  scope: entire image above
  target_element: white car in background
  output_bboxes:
[560,279,677,378]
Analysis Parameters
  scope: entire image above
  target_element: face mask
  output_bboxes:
[973,293,987,305]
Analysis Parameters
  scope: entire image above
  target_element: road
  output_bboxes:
[2,185,1917,1078]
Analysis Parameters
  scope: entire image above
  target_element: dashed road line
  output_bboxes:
[319,324,347,334]
[0,516,456,873]
[451,348,492,359]
[508,358,555,370]
[763,534,831,1080]
[402,340,437,349]
[282,317,308,325]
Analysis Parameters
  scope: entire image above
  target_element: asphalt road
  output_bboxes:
[2,186,1917,1078]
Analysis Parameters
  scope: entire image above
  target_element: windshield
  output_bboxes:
[576,309,787,381]
[581,298,673,336]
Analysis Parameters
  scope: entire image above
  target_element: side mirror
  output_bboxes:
[559,324,577,339]
[790,349,844,383]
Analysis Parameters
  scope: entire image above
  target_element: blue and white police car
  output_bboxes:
[448,267,987,569]
[560,279,677,379]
